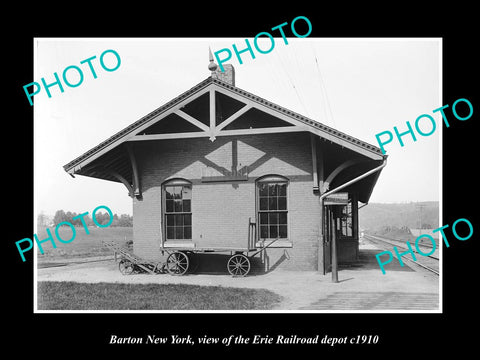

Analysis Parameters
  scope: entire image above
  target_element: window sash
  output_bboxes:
[163,183,192,241]
[257,180,288,240]
[259,211,288,239]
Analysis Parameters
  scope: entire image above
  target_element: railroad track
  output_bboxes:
[364,234,440,275]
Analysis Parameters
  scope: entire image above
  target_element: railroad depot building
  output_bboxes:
[64,63,386,274]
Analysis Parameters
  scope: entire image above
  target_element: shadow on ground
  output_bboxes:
[185,253,265,276]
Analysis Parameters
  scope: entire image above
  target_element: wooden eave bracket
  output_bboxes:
[126,144,141,198]
[105,169,135,198]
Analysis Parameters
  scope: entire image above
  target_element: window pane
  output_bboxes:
[346,218,352,236]
[182,186,191,199]
[279,225,287,238]
[166,227,175,239]
[184,226,192,239]
[279,212,287,224]
[166,214,174,226]
[269,212,278,225]
[184,214,191,226]
[278,196,287,210]
[269,225,278,238]
[173,186,182,199]
[174,200,183,212]
[183,199,191,212]
[165,188,174,199]
[259,198,268,210]
[260,225,268,239]
[278,183,287,196]
[165,200,174,213]
[268,197,277,210]
[259,213,268,225]
[175,227,183,239]
[259,183,268,196]
[268,184,277,196]
[174,214,183,226]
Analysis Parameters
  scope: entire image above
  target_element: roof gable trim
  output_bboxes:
[64,77,384,173]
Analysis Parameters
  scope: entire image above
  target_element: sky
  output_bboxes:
[34,38,441,217]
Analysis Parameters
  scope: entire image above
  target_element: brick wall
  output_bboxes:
[132,132,322,271]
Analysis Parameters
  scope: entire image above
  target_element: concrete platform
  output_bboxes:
[36,238,440,312]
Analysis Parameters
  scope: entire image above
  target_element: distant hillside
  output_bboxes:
[359,201,439,232]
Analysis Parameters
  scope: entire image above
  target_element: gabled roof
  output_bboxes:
[64,76,384,174]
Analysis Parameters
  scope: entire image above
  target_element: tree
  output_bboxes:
[118,214,133,227]
[93,210,114,226]
[65,211,74,223]
[37,211,49,227]
[53,210,67,227]
[50,209,132,227]
[93,211,105,226]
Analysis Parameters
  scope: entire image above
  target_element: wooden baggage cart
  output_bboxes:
[104,219,283,277]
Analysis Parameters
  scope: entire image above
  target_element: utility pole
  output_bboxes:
[416,203,426,229]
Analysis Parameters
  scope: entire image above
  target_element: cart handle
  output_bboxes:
[250,237,280,257]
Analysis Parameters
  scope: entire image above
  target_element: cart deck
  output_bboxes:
[160,246,257,253]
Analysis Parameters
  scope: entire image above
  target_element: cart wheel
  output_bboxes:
[119,258,135,275]
[166,251,189,276]
[227,254,251,277]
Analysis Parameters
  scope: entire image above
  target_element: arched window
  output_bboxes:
[162,179,192,241]
[256,175,289,240]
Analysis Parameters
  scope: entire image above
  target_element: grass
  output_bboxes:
[36,226,133,260]
[37,281,283,310]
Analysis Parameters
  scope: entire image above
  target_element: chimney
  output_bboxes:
[208,48,235,86]
[214,64,235,86]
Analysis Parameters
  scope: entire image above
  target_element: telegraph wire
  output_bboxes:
[311,44,337,129]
